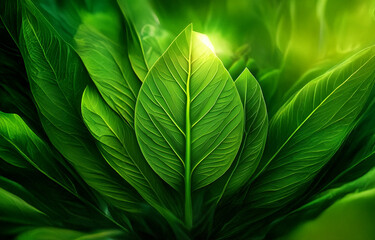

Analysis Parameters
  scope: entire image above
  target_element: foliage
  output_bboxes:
[1,0,375,239]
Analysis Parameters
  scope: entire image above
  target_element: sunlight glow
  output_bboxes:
[196,33,216,53]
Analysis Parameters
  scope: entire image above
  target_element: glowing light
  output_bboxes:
[196,33,215,53]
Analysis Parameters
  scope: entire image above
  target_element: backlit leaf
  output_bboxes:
[135,25,244,192]
[248,45,375,209]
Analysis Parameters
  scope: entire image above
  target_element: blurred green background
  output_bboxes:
[124,0,375,115]
[280,189,375,240]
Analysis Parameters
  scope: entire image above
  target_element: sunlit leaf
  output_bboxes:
[135,25,243,227]
[248,45,375,209]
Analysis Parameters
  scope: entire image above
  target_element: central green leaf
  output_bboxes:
[135,25,244,226]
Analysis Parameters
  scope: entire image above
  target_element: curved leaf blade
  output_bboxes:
[266,167,375,239]
[21,2,142,212]
[135,25,244,192]
[215,68,268,200]
[117,0,149,81]
[26,0,141,127]
[0,187,50,226]
[0,0,22,46]
[15,228,124,240]
[247,45,375,209]
[0,111,76,192]
[81,85,181,216]
[126,21,149,82]
[72,2,141,127]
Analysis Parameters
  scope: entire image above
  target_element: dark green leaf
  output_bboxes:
[0,111,76,192]
[15,228,124,240]
[0,187,50,226]
[81,85,182,216]
[21,1,142,212]
[0,0,22,46]
[258,69,280,104]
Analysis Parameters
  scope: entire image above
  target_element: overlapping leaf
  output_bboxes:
[247,45,375,209]
[23,0,142,127]
[266,167,375,239]
[0,111,76,192]
[0,187,50,227]
[73,3,141,127]
[82,85,181,216]
[117,0,149,81]
[21,1,142,212]
[215,69,268,201]
[15,228,125,240]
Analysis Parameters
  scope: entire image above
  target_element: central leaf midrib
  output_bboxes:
[184,29,193,229]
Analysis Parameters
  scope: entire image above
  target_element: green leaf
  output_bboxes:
[0,174,118,232]
[81,85,181,216]
[117,0,149,81]
[0,18,42,135]
[25,0,141,127]
[323,98,375,188]
[0,187,50,226]
[135,25,244,226]
[0,111,76,192]
[119,0,173,68]
[0,111,132,231]
[247,45,375,209]
[126,21,149,82]
[228,57,246,80]
[0,83,41,135]
[72,1,141,127]
[258,69,280,105]
[327,129,375,189]
[267,167,375,239]
[0,0,22,46]
[15,228,124,240]
[21,1,142,212]
[215,69,268,200]
[0,176,50,216]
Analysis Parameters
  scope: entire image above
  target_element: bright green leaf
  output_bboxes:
[135,25,244,227]
[248,45,375,209]
[117,0,149,81]
[215,68,268,200]
[81,85,181,216]
[73,2,141,127]
[135,25,244,191]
